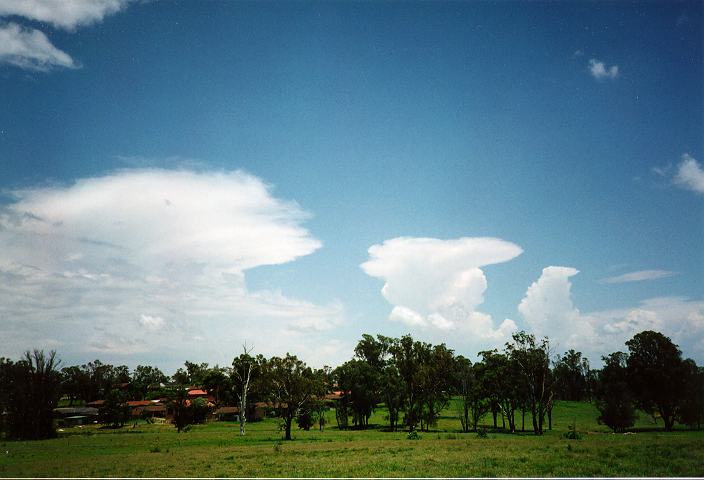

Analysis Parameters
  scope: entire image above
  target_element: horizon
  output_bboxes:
[1,0,702,374]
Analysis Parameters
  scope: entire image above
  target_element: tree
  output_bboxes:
[388,335,424,431]
[264,354,324,440]
[334,359,380,428]
[506,331,554,435]
[0,351,62,440]
[595,352,637,433]
[478,350,520,433]
[381,364,405,431]
[454,356,488,432]
[168,385,191,433]
[60,365,86,406]
[626,330,688,431]
[131,365,167,400]
[99,388,130,428]
[678,363,704,430]
[353,334,403,430]
[231,346,263,436]
[553,350,590,401]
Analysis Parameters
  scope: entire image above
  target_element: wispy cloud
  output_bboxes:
[0,0,131,30]
[0,0,132,71]
[0,22,77,71]
[361,237,522,349]
[589,58,619,80]
[600,270,678,284]
[0,169,346,370]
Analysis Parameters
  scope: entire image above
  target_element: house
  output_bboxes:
[53,407,99,427]
[213,406,239,422]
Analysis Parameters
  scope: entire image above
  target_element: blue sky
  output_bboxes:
[0,1,702,373]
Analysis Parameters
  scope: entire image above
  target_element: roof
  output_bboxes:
[85,400,105,407]
[254,401,288,409]
[187,389,208,396]
[214,406,240,414]
[134,405,166,413]
[127,400,152,407]
[54,407,99,416]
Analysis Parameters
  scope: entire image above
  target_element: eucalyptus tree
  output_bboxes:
[505,331,554,435]
[264,354,325,440]
[231,346,263,435]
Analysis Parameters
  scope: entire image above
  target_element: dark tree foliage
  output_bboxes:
[505,332,554,435]
[131,365,167,400]
[553,349,591,401]
[264,354,324,440]
[677,363,704,430]
[99,388,130,428]
[168,385,191,433]
[380,365,405,431]
[454,356,488,432]
[59,365,85,406]
[626,330,689,431]
[478,350,521,433]
[0,351,62,440]
[173,361,210,387]
[388,335,425,431]
[334,359,380,428]
[353,334,404,431]
[595,352,637,433]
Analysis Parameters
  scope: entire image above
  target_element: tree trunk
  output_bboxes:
[284,415,292,440]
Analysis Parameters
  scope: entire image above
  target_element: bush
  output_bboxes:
[563,419,581,440]
[407,430,421,440]
[476,427,488,438]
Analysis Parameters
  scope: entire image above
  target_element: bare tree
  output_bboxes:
[231,344,257,436]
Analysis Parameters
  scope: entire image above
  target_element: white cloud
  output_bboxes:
[519,267,704,363]
[0,22,76,71]
[673,153,704,194]
[518,266,593,350]
[0,169,345,370]
[600,269,678,284]
[0,0,130,30]
[139,314,165,331]
[361,237,522,350]
[589,58,619,80]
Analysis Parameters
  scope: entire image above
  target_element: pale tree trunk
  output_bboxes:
[236,344,254,436]
[239,361,252,436]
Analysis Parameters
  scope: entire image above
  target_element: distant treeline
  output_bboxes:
[1,330,703,441]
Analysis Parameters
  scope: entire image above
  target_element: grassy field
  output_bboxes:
[1,401,703,477]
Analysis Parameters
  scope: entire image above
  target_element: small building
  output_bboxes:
[213,406,239,422]
[53,407,99,427]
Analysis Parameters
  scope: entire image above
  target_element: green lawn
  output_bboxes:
[1,401,703,477]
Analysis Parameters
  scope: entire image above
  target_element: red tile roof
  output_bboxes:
[187,389,208,396]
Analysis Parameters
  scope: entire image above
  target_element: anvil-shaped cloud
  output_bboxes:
[361,237,522,343]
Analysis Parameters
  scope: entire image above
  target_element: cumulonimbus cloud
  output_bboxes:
[519,267,704,363]
[361,237,522,347]
[0,169,345,370]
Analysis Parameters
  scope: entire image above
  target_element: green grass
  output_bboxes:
[1,401,702,477]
